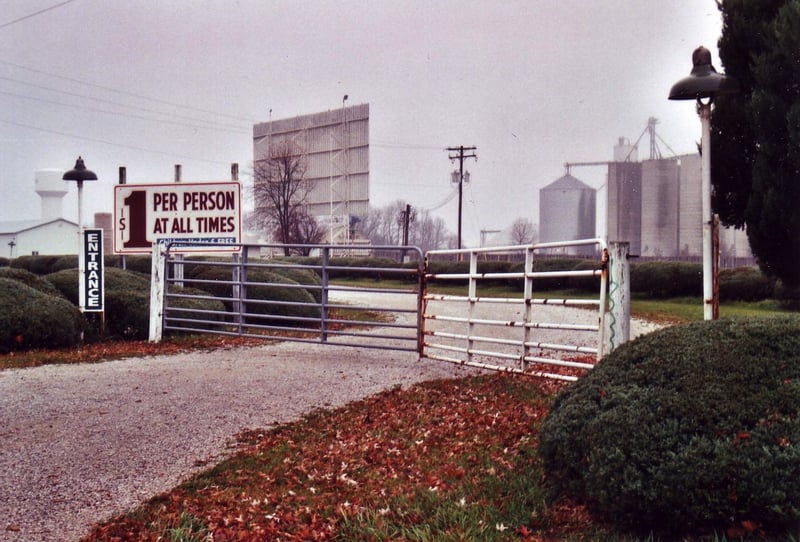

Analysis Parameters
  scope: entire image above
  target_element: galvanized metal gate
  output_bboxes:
[149,240,629,379]
[150,243,424,353]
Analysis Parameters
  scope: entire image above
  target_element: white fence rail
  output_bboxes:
[422,239,630,381]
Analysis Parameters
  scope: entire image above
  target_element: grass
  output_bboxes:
[631,296,795,324]
[83,373,612,541]
[81,372,793,541]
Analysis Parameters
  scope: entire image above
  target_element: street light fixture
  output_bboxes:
[62,156,98,229]
[669,46,738,320]
[63,156,98,314]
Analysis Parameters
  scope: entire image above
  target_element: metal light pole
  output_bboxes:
[63,156,98,312]
[669,46,738,320]
[62,156,98,230]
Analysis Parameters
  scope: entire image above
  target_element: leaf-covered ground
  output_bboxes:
[0,335,267,371]
[82,372,603,541]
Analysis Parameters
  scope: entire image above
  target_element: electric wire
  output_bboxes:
[0,0,77,30]
[0,89,250,135]
[0,58,255,123]
[0,117,232,165]
[0,75,248,131]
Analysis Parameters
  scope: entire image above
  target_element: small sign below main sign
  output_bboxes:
[113,182,242,254]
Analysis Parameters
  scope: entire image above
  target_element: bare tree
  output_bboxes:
[253,141,318,255]
[291,210,325,255]
[509,217,538,245]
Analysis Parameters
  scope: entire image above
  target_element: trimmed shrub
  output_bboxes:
[0,267,64,298]
[539,316,800,537]
[46,267,150,304]
[270,267,323,303]
[567,259,604,292]
[191,266,319,324]
[0,257,8,267]
[11,254,64,275]
[719,266,776,301]
[630,260,702,298]
[104,290,150,340]
[121,255,153,275]
[531,258,590,291]
[0,278,83,352]
[166,287,228,332]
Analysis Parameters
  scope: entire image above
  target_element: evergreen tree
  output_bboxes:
[712,0,800,290]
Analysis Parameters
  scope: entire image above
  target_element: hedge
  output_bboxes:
[0,278,83,352]
[0,267,64,298]
[539,316,800,538]
[189,266,319,325]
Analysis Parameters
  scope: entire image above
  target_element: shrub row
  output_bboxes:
[539,316,800,538]
[8,254,783,301]
[0,278,83,353]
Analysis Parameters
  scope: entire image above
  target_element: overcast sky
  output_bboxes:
[0,0,723,246]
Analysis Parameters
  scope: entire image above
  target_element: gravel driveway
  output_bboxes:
[0,287,659,542]
[0,342,476,542]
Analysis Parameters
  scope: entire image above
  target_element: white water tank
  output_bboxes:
[35,169,68,220]
[613,137,638,163]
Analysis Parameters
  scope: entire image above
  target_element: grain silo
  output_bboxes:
[640,159,680,257]
[606,161,642,255]
[678,153,703,257]
[539,174,596,254]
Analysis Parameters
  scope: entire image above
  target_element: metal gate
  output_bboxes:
[149,240,630,380]
[422,239,629,381]
[149,243,425,353]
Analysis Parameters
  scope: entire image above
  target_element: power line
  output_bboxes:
[0,117,233,165]
[0,58,255,123]
[0,75,248,131]
[0,0,77,30]
[0,89,250,135]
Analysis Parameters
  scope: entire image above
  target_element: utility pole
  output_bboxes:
[447,145,477,250]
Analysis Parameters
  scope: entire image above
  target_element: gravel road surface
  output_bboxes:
[0,288,659,542]
[0,342,476,541]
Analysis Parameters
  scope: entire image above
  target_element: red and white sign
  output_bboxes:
[113,182,241,254]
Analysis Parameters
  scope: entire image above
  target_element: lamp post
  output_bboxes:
[669,46,738,320]
[63,156,98,313]
[62,156,98,230]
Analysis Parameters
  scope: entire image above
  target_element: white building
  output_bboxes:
[0,169,78,258]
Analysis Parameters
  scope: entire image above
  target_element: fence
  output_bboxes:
[149,243,425,353]
[147,240,631,381]
[422,240,630,381]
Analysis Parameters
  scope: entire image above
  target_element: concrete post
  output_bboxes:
[607,241,630,353]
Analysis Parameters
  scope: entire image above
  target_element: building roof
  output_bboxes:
[541,174,595,192]
[0,218,77,235]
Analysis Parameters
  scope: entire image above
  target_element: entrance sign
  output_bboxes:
[80,228,104,312]
[113,182,241,254]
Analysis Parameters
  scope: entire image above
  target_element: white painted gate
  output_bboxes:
[422,240,630,381]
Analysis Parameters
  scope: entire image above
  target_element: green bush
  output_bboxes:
[539,316,800,538]
[120,255,152,275]
[11,254,64,275]
[719,266,776,301]
[567,259,604,292]
[630,260,702,298]
[0,267,64,298]
[190,266,319,324]
[166,287,228,332]
[104,290,150,340]
[0,257,8,267]
[46,267,150,305]
[0,278,83,352]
